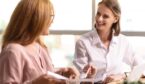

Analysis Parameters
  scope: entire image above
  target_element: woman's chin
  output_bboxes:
[96,27,105,31]
[41,31,49,35]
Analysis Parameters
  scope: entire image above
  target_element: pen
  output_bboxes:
[80,67,91,79]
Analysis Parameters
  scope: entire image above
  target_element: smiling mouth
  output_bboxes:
[96,23,105,27]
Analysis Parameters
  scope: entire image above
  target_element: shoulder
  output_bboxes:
[5,43,24,49]
[118,34,128,39]
[117,34,130,43]
[3,43,25,53]
[77,31,94,43]
[0,43,26,76]
[115,34,133,48]
[0,43,26,59]
[75,31,95,49]
[81,31,94,39]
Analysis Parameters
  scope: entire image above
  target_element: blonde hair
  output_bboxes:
[98,0,121,36]
[2,0,54,48]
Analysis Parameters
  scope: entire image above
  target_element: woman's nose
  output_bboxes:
[97,16,103,22]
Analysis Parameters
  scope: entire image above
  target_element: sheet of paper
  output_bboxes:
[67,78,98,84]
[127,63,145,82]
[47,71,68,80]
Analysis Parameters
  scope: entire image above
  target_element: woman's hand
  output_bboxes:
[83,64,97,78]
[103,74,126,84]
[32,74,66,84]
[55,67,79,79]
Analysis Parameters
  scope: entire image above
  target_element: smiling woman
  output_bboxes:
[73,0,145,84]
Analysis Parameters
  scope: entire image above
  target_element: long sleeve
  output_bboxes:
[0,43,48,84]
[0,50,24,84]
[122,38,144,69]
[73,39,89,72]
[122,41,134,68]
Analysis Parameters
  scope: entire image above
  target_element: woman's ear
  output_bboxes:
[113,16,119,23]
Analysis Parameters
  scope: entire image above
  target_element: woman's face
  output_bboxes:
[41,25,50,35]
[95,4,117,32]
[41,15,55,35]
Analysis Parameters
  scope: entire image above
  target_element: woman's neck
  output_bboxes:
[97,30,112,49]
[97,30,112,42]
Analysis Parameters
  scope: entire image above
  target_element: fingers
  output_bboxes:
[103,74,125,84]
[83,64,97,73]
[69,74,76,79]
[66,67,79,79]
[104,76,113,84]
[83,65,90,72]
[83,64,97,78]
[57,67,79,79]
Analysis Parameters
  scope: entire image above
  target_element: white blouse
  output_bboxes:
[73,30,141,81]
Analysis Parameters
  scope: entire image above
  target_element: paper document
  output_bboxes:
[127,63,145,82]
[67,78,98,84]
[47,71,68,80]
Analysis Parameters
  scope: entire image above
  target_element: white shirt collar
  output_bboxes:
[91,30,118,46]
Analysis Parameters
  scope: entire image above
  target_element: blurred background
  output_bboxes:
[1,0,145,68]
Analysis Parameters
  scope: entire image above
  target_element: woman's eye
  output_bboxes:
[103,15,109,19]
[97,12,100,16]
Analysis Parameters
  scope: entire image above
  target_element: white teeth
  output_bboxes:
[99,23,105,25]
[97,22,103,25]
[99,24,103,25]
[98,23,103,25]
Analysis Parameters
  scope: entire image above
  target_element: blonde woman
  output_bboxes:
[0,0,78,84]
[73,0,143,83]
